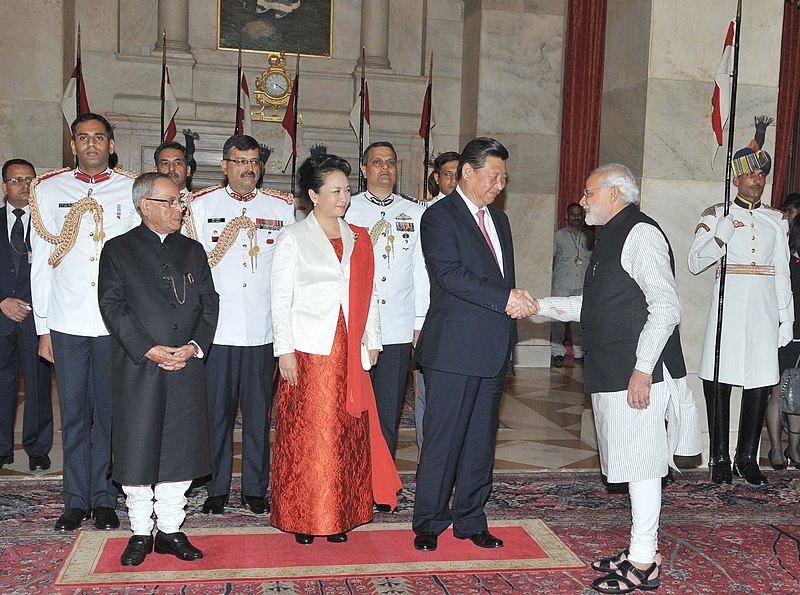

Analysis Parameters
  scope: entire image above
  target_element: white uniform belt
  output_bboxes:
[716,264,775,278]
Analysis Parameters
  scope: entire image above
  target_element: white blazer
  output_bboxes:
[271,211,382,357]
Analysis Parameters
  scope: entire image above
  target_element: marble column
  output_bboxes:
[361,0,391,70]
[154,0,191,54]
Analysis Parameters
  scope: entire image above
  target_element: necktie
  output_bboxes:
[10,209,25,259]
[476,209,499,265]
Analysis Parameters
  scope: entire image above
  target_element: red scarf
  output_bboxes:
[346,224,402,508]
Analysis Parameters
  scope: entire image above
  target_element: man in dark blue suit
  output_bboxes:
[0,160,52,471]
[412,138,535,551]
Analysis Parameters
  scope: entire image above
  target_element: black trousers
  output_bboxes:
[369,342,412,457]
[204,343,276,498]
[51,331,115,509]
[413,364,507,537]
[0,322,52,458]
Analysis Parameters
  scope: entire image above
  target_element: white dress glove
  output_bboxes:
[779,320,794,348]
[714,214,736,245]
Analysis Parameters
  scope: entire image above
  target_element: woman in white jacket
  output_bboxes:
[269,151,401,545]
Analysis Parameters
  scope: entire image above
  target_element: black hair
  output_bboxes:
[2,159,35,182]
[782,193,800,214]
[566,202,582,212]
[362,141,397,163]
[154,141,190,165]
[457,137,508,178]
[70,113,114,140]
[434,151,460,174]
[222,135,260,159]
[297,153,352,209]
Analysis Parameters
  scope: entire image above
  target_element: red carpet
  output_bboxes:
[55,521,582,585]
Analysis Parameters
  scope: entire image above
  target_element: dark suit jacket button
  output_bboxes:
[170,303,176,309]
[172,324,178,330]
[161,245,166,250]
[161,263,168,269]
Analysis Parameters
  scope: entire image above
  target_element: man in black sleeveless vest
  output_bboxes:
[532,164,701,594]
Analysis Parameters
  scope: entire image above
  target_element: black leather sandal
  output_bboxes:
[591,549,662,573]
[591,560,660,593]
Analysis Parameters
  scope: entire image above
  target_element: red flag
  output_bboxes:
[162,67,179,142]
[235,72,252,136]
[61,66,90,125]
[281,75,298,169]
[711,21,735,156]
[419,84,431,140]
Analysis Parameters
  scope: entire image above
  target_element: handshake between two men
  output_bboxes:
[505,288,540,319]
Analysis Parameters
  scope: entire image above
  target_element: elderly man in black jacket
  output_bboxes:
[99,172,219,567]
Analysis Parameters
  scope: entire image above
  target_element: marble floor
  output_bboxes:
[0,357,602,479]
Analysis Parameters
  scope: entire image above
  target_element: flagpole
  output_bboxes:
[710,0,742,482]
[76,23,83,122]
[357,45,366,193]
[290,52,300,197]
[422,53,433,202]
[160,31,167,143]
[235,44,242,135]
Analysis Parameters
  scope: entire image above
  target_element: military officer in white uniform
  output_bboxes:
[187,134,295,515]
[31,113,139,532]
[689,143,793,486]
[346,141,430,466]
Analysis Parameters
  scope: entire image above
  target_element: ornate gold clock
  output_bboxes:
[252,53,293,122]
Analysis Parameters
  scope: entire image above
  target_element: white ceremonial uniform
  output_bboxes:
[688,201,793,388]
[188,185,295,346]
[539,223,702,483]
[346,192,429,344]
[31,168,139,336]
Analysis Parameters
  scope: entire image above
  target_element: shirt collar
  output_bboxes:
[74,168,112,184]
[734,194,761,210]
[365,191,394,207]
[226,185,256,202]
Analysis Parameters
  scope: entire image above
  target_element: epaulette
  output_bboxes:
[112,167,139,179]
[33,167,71,187]
[399,193,419,204]
[260,187,294,205]
[701,203,723,218]
[189,185,223,203]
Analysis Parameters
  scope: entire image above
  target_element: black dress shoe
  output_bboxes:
[29,454,51,471]
[734,459,768,485]
[202,495,227,514]
[413,531,438,551]
[374,503,393,513]
[710,460,732,484]
[242,495,269,514]
[0,455,13,468]
[154,530,203,560]
[295,533,315,544]
[457,530,504,548]
[54,508,88,531]
[120,535,153,566]
[93,507,120,530]
[326,533,347,543]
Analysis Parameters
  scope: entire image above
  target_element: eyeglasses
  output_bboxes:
[224,158,261,167]
[4,177,34,185]
[143,197,186,209]
[582,185,613,198]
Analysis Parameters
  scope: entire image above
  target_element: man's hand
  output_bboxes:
[0,297,31,323]
[38,333,54,363]
[145,345,187,371]
[279,353,298,385]
[779,320,793,348]
[505,288,537,319]
[627,369,653,409]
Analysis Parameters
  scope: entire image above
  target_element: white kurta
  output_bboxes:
[345,192,429,344]
[539,223,702,483]
[688,201,792,388]
[188,185,295,346]
[31,168,139,336]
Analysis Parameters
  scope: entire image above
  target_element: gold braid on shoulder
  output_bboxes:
[28,167,139,267]
[207,208,259,270]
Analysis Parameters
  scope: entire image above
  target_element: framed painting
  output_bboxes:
[218,0,333,58]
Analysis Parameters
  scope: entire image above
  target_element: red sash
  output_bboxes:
[346,224,402,508]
